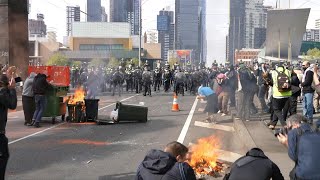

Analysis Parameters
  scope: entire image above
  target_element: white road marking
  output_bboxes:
[200,99,207,104]
[9,95,139,145]
[177,98,198,143]
[98,95,138,111]
[194,121,235,132]
[9,123,66,145]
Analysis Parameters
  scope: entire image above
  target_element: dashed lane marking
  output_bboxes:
[98,94,138,111]
[9,123,66,145]
[194,121,235,132]
[9,95,138,145]
[177,98,198,144]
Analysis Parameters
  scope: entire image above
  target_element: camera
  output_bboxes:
[274,127,290,137]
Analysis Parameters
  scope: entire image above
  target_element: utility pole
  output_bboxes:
[288,28,292,63]
[278,29,281,61]
[138,0,142,67]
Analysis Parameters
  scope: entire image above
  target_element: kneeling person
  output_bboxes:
[136,141,196,180]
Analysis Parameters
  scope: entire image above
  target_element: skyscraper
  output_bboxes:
[228,0,246,64]
[175,0,202,64]
[244,0,268,48]
[87,0,102,22]
[199,0,207,63]
[101,6,108,22]
[110,0,140,35]
[66,6,80,36]
[157,8,174,61]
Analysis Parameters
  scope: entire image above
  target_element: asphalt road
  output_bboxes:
[6,91,246,180]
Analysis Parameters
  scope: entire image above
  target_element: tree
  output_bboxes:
[131,58,139,67]
[47,53,69,66]
[107,57,119,68]
[89,58,106,68]
[168,57,179,68]
[70,61,82,67]
[306,48,320,59]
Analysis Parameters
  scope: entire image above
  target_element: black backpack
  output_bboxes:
[275,70,291,92]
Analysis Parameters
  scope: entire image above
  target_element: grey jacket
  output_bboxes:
[22,72,36,97]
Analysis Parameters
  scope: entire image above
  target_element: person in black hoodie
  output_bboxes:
[224,148,284,180]
[301,61,314,124]
[0,73,17,179]
[28,73,51,128]
[135,141,196,180]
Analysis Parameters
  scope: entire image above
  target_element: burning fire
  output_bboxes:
[68,87,85,105]
[189,136,222,177]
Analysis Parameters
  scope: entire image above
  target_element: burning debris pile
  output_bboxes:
[68,87,85,105]
[66,87,86,122]
[189,136,228,179]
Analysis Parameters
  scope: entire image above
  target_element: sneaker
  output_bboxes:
[221,113,227,117]
[27,120,35,126]
[217,110,221,113]
[246,119,250,122]
[268,125,276,129]
[34,122,41,128]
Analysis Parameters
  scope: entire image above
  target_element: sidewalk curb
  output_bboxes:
[231,110,257,150]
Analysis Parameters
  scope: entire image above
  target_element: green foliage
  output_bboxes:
[89,58,106,68]
[108,57,119,68]
[168,57,179,68]
[131,58,139,67]
[306,48,320,59]
[47,53,69,66]
[70,61,82,67]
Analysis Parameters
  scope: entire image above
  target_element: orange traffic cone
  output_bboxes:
[172,93,180,112]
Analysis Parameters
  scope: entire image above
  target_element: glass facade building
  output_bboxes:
[110,0,140,35]
[157,9,174,61]
[175,0,205,64]
[87,0,102,22]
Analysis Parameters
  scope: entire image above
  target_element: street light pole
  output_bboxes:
[138,0,142,67]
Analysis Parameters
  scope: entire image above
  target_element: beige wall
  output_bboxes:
[144,43,161,59]
[39,41,60,64]
[69,37,132,51]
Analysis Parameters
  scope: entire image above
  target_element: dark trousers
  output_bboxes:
[22,96,35,124]
[237,90,251,120]
[271,97,289,126]
[229,89,236,107]
[32,95,47,123]
[258,85,268,110]
[0,135,9,180]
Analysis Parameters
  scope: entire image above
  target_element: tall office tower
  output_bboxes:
[101,6,108,22]
[228,0,246,64]
[110,0,140,35]
[175,0,202,64]
[87,0,102,22]
[199,0,207,63]
[157,8,174,61]
[244,0,268,48]
[66,6,80,36]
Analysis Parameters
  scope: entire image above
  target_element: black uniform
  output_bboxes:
[225,148,284,180]
[0,84,17,179]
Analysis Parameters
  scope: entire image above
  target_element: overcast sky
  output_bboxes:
[29,0,320,65]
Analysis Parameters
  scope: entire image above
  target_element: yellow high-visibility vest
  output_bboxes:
[272,67,292,97]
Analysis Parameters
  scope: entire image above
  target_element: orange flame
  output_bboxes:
[189,136,220,175]
[68,87,85,105]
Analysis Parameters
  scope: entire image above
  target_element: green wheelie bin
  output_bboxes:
[43,85,69,124]
[116,102,148,123]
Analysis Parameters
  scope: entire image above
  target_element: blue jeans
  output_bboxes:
[303,93,314,123]
[32,95,47,123]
